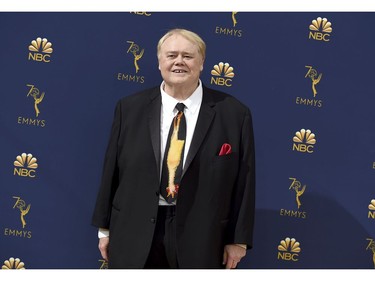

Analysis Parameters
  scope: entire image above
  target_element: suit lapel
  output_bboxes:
[148,89,162,180]
[182,89,215,177]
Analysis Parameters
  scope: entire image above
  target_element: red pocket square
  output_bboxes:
[219,143,232,156]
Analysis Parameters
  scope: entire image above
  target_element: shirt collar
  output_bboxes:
[160,80,203,115]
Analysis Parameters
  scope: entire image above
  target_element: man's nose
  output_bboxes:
[174,55,184,64]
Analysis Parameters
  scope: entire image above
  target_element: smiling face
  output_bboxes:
[158,34,204,93]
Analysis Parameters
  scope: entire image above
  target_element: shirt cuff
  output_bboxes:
[98,228,110,238]
[236,244,247,250]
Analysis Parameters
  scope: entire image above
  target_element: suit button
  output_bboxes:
[150,218,156,223]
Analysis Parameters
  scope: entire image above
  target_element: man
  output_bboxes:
[91,28,256,269]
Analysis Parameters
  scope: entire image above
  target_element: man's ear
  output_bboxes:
[200,59,205,71]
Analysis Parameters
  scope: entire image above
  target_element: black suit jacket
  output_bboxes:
[91,85,256,268]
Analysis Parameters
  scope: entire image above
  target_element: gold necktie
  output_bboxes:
[160,103,186,203]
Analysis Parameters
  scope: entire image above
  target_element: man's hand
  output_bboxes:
[222,244,246,269]
[98,237,109,261]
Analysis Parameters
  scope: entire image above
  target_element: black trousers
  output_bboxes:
[144,205,178,269]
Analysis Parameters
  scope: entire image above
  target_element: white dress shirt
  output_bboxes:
[158,81,202,205]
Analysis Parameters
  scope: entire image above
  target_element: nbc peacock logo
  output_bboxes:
[13,153,38,178]
[1,257,25,269]
[308,17,332,42]
[277,237,301,262]
[292,129,316,153]
[210,62,235,87]
[368,199,375,219]
[28,37,53,62]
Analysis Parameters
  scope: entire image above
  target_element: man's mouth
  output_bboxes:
[172,69,187,73]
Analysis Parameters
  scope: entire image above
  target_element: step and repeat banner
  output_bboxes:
[0,12,374,269]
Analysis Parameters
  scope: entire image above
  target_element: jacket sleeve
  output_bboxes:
[91,100,122,228]
[230,108,256,249]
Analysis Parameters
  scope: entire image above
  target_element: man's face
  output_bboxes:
[158,34,204,89]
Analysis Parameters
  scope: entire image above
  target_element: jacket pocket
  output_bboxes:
[212,152,237,164]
